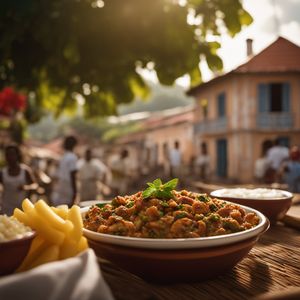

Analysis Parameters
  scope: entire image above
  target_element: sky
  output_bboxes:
[207,0,300,81]
[144,0,300,87]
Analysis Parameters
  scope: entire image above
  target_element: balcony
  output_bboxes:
[256,112,293,129]
[194,117,227,134]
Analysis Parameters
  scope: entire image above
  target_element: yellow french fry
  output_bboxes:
[57,205,69,212]
[67,205,82,242]
[26,208,65,245]
[13,208,32,227]
[21,198,34,213]
[59,237,79,260]
[16,236,48,272]
[28,245,60,269]
[15,199,89,272]
[51,206,68,220]
[35,200,73,233]
[77,236,88,253]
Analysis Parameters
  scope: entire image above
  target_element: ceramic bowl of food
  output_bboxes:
[210,188,293,223]
[81,189,269,282]
[0,215,36,276]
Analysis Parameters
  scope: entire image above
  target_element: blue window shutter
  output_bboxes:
[278,136,290,148]
[282,83,290,112]
[217,92,226,117]
[216,139,227,177]
[258,84,270,112]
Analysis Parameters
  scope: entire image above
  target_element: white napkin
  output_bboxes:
[0,249,114,300]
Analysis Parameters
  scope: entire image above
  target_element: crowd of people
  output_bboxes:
[255,138,300,192]
[0,137,208,215]
[0,135,299,216]
[0,135,146,215]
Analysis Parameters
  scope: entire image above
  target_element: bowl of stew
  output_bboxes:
[81,189,269,282]
[210,188,293,223]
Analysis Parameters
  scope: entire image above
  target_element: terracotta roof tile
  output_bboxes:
[235,37,300,73]
[187,37,300,95]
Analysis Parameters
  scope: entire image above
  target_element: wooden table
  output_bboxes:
[99,216,300,300]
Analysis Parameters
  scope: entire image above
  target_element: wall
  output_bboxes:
[194,72,300,183]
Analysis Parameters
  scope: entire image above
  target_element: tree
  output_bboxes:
[0,0,252,120]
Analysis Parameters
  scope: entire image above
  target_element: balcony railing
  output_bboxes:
[256,112,293,129]
[194,117,227,133]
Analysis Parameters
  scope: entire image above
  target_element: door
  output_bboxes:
[216,139,227,177]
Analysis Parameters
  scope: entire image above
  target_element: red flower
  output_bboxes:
[0,87,27,116]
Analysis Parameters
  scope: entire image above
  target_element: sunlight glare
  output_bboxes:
[177,0,187,7]
[175,74,190,89]
[138,68,159,84]
[74,93,85,106]
[187,9,201,26]
[91,0,105,9]
[82,83,91,95]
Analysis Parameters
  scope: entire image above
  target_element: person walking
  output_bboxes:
[254,140,273,183]
[162,142,170,179]
[78,148,110,202]
[280,146,300,193]
[0,144,37,215]
[267,138,289,182]
[110,149,133,195]
[51,136,78,207]
[169,141,182,179]
[195,142,210,181]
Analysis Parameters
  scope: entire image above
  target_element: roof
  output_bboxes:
[144,106,195,129]
[236,37,300,73]
[114,106,195,144]
[188,37,300,95]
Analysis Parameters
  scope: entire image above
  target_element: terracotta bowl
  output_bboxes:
[82,206,269,283]
[0,232,36,276]
[211,188,293,223]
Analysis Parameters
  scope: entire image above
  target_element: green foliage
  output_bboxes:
[142,178,178,200]
[0,0,252,120]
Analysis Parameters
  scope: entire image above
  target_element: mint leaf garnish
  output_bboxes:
[142,178,178,200]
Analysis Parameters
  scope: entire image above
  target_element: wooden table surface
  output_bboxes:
[99,211,300,300]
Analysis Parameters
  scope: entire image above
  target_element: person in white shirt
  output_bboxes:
[78,148,109,202]
[110,149,134,195]
[267,138,289,181]
[195,142,210,181]
[254,140,274,183]
[169,141,182,178]
[0,144,37,215]
[51,136,78,207]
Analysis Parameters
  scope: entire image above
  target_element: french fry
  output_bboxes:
[13,208,32,227]
[15,199,88,273]
[67,205,82,242]
[26,208,65,245]
[28,245,60,269]
[35,200,73,233]
[21,198,34,213]
[59,237,79,260]
[77,236,88,252]
[51,206,68,220]
[16,236,49,272]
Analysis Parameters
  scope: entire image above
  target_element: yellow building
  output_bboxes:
[188,37,300,183]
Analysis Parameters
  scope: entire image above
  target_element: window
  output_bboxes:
[217,92,226,117]
[270,83,283,111]
[258,83,290,113]
[200,99,208,119]
[216,139,227,177]
[277,136,290,148]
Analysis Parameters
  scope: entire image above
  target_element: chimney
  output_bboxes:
[246,38,253,57]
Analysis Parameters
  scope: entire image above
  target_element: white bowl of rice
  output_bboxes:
[0,215,35,275]
[211,188,293,223]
